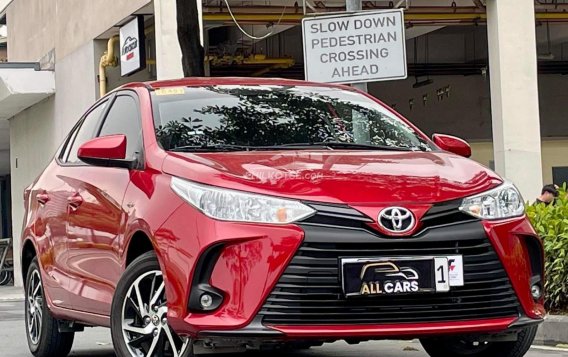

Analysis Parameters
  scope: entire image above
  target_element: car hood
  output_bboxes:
[162,150,503,205]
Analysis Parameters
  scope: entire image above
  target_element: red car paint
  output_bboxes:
[270,317,518,338]
[432,133,472,158]
[21,78,543,343]
[77,134,127,160]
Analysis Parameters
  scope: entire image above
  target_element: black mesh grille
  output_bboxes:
[258,205,520,325]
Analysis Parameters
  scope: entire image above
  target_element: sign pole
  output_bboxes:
[346,0,368,92]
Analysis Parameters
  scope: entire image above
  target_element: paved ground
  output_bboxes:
[0,285,24,301]
[1,300,567,357]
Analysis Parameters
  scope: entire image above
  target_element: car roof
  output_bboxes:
[120,77,355,91]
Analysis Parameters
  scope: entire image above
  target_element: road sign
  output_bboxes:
[302,9,407,84]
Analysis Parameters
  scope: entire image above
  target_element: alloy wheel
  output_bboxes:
[121,270,190,357]
[26,270,43,345]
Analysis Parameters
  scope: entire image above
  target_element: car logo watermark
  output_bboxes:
[378,207,415,233]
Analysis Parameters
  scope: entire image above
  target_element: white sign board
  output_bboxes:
[302,9,407,84]
[120,16,146,76]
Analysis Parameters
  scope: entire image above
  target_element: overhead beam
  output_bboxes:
[202,12,568,24]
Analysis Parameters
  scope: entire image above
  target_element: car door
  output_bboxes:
[31,164,72,308]
[32,100,109,309]
[65,91,143,315]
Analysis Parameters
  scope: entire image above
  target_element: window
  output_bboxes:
[98,94,142,160]
[552,167,568,187]
[151,86,432,152]
[65,101,108,164]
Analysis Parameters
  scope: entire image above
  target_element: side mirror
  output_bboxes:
[78,135,134,168]
[432,134,472,158]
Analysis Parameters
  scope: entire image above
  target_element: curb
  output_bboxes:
[0,286,24,302]
[0,296,24,302]
[0,297,25,302]
[535,315,568,347]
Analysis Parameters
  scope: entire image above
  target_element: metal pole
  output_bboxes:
[345,0,368,92]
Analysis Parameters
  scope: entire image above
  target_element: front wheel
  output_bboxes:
[420,326,538,357]
[110,251,192,357]
[25,258,74,357]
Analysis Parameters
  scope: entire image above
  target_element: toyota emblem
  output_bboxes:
[378,207,415,233]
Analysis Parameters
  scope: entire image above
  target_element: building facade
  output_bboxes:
[0,0,565,287]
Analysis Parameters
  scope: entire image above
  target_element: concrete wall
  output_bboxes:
[7,0,151,62]
[9,96,55,287]
[54,42,98,137]
[6,0,55,62]
[470,140,568,190]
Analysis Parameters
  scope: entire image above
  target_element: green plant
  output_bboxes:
[526,184,568,312]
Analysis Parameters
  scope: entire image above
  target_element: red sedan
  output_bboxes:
[20,78,544,357]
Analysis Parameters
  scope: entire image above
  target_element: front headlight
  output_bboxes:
[460,181,525,220]
[170,177,316,224]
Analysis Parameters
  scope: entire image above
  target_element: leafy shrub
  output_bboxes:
[526,185,568,312]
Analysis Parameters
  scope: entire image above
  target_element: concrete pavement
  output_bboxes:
[0,285,23,302]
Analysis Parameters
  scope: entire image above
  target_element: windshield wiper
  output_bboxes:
[272,142,415,151]
[170,142,426,152]
[169,144,253,152]
[170,144,333,152]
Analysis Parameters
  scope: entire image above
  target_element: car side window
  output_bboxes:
[98,94,142,161]
[65,100,108,164]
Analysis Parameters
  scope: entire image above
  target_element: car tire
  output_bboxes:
[25,258,74,357]
[420,325,538,357]
[111,251,193,357]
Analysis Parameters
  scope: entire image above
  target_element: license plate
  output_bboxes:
[340,256,462,297]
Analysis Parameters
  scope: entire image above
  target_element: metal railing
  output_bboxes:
[0,238,13,285]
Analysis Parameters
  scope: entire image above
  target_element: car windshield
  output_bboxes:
[151,85,433,152]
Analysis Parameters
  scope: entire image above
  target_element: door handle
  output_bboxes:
[67,194,84,211]
[36,193,49,205]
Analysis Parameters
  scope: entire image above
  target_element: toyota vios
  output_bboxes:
[21,78,544,357]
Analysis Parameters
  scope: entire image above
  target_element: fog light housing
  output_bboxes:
[200,294,214,309]
[531,284,542,300]
[188,244,225,312]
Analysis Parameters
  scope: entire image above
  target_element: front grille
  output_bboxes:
[259,220,520,325]
[301,200,478,235]
[420,199,479,232]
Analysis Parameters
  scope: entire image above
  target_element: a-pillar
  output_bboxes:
[486,0,543,200]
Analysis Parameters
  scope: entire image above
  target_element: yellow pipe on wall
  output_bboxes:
[99,35,119,98]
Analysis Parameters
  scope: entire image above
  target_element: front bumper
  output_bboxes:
[159,200,544,339]
[198,315,542,340]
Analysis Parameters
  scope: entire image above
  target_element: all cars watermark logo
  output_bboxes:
[122,36,138,61]
[359,261,419,295]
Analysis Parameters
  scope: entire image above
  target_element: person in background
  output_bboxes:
[535,184,559,205]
